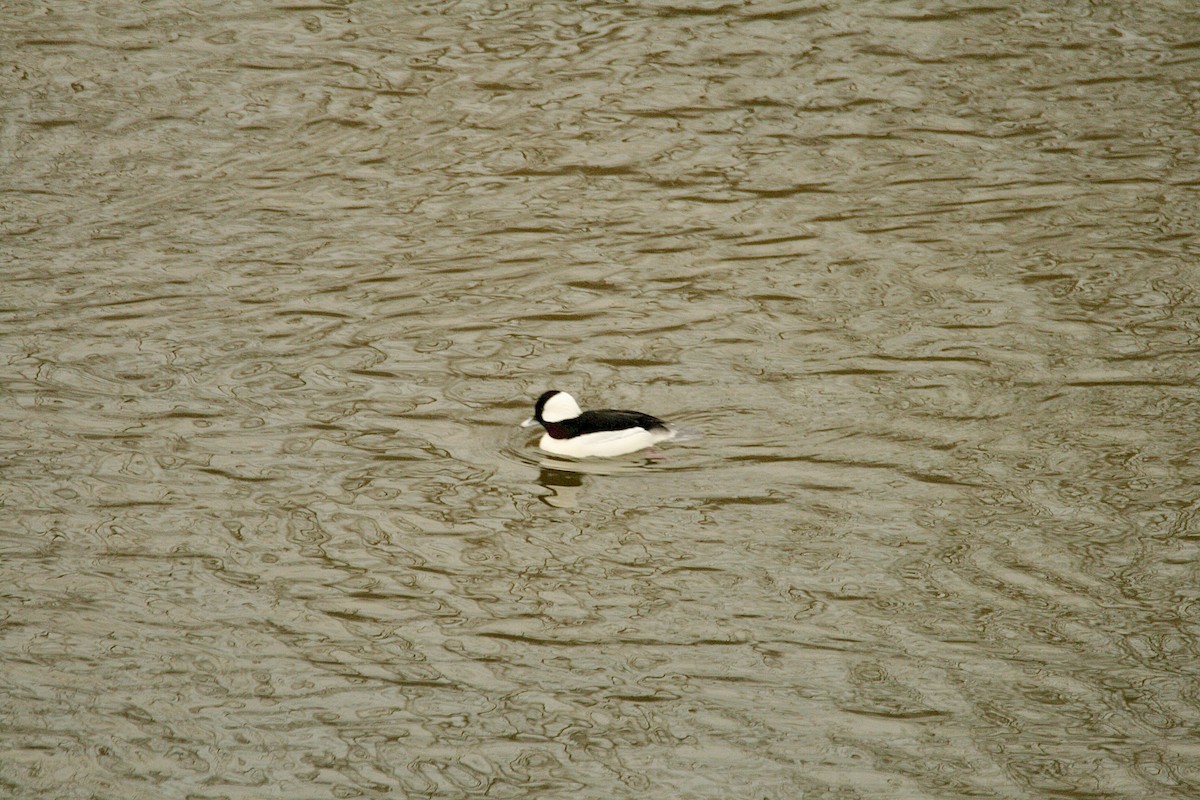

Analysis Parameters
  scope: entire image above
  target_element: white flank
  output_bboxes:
[539,426,676,458]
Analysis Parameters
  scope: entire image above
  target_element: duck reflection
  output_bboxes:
[526,453,660,508]
[535,466,586,508]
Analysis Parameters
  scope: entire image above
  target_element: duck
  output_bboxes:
[520,389,676,458]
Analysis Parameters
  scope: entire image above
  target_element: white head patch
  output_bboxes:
[542,391,583,422]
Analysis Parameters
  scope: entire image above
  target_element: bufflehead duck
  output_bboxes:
[521,390,676,458]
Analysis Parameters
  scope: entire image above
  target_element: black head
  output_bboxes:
[533,389,563,423]
[521,390,583,431]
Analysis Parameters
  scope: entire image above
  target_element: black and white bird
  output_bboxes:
[520,389,676,458]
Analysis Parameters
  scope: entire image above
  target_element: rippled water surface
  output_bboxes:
[4,1,1200,798]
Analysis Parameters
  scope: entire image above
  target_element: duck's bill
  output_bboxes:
[520,417,538,428]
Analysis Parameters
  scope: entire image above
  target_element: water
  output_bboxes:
[3,1,1199,798]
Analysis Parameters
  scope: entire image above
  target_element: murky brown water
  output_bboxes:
[4,1,1199,798]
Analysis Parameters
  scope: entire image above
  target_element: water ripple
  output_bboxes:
[3,1,1199,798]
